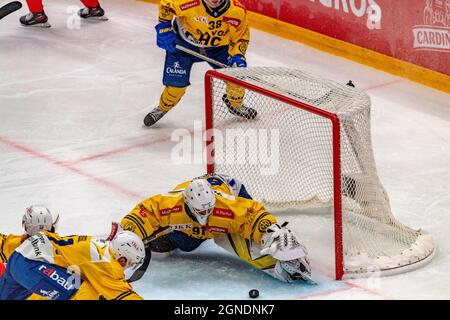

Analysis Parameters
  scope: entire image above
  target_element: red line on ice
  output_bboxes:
[69,128,196,165]
[0,136,146,200]
[342,281,395,300]
[292,285,354,300]
[299,264,394,300]
[69,135,173,165]
[364,79,403,91]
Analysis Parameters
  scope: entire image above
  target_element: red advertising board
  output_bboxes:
[241,0,449,75]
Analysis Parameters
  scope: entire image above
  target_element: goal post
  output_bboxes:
[204,67,435,280]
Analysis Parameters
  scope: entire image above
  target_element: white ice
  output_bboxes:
[0,0,449,300]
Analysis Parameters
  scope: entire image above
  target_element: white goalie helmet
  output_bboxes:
[183,179,216,226]
[109,231,145,271]
[22,205,58,236]
[204,0,226,8]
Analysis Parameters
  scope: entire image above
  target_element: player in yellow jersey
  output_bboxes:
[0,205,58,278]
[121,174,313,284]
[143,0,257,126]
[0,230,145,300]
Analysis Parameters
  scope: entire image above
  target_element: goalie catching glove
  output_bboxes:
[261,222,313,283]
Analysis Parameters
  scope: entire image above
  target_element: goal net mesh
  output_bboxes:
[206,67,434,278]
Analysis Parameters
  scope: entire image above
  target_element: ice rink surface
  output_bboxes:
[0,0,449,300]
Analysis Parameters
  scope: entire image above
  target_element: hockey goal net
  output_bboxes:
[204,67,435,280]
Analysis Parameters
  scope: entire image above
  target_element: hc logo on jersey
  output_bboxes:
[194,16,208,25]
[166,62,187,76]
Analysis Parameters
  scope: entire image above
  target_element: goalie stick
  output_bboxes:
[0,1,22,20]
[106,222,174,244]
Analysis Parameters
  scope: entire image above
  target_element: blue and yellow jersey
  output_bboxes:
[159,0,250,56]
[121,185,276,244]
[0,233,27,263]
[15,231,142,300]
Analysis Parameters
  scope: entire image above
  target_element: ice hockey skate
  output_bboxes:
[19,11,51,28]
[222,94,257,120]
[78,5,108,21]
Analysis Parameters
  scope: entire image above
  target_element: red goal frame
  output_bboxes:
[204,70,346,280]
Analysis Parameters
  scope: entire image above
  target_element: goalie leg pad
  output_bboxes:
[214,234,277,270]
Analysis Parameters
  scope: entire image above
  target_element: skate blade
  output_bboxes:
[83,15,108,21]
[21,22,51,28]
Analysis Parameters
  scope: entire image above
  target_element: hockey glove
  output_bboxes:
[260,222,308,261]
[155,21,177,53]
[228,54,247,68]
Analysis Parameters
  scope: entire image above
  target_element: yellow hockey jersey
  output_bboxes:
[121,186,276,244]
[15,231,142,300]
[159,0,250,56]
[0,233,60,300]
[0,233,27,263]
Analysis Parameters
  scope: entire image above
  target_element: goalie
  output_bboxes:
[144,0,257,127]
[120,174,313,284]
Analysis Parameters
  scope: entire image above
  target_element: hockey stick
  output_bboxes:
[175,44,333,107]
[176,44,227,68]
[0,1,22,20]
[106,222,174,244]
[142,226,174,245]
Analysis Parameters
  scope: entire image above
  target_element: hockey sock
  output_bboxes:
[225,83,245,109]
[25,0,43,13]
[159,86,187,112]
[80,0,100,8]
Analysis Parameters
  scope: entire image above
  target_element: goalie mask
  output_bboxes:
[22,205,59,236]
[204,0,226,8]
[183,179,216,226]
[109,231,145,271]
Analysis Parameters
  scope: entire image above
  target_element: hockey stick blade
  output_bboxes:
[0,1,22,20]
[143,226,174,245]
